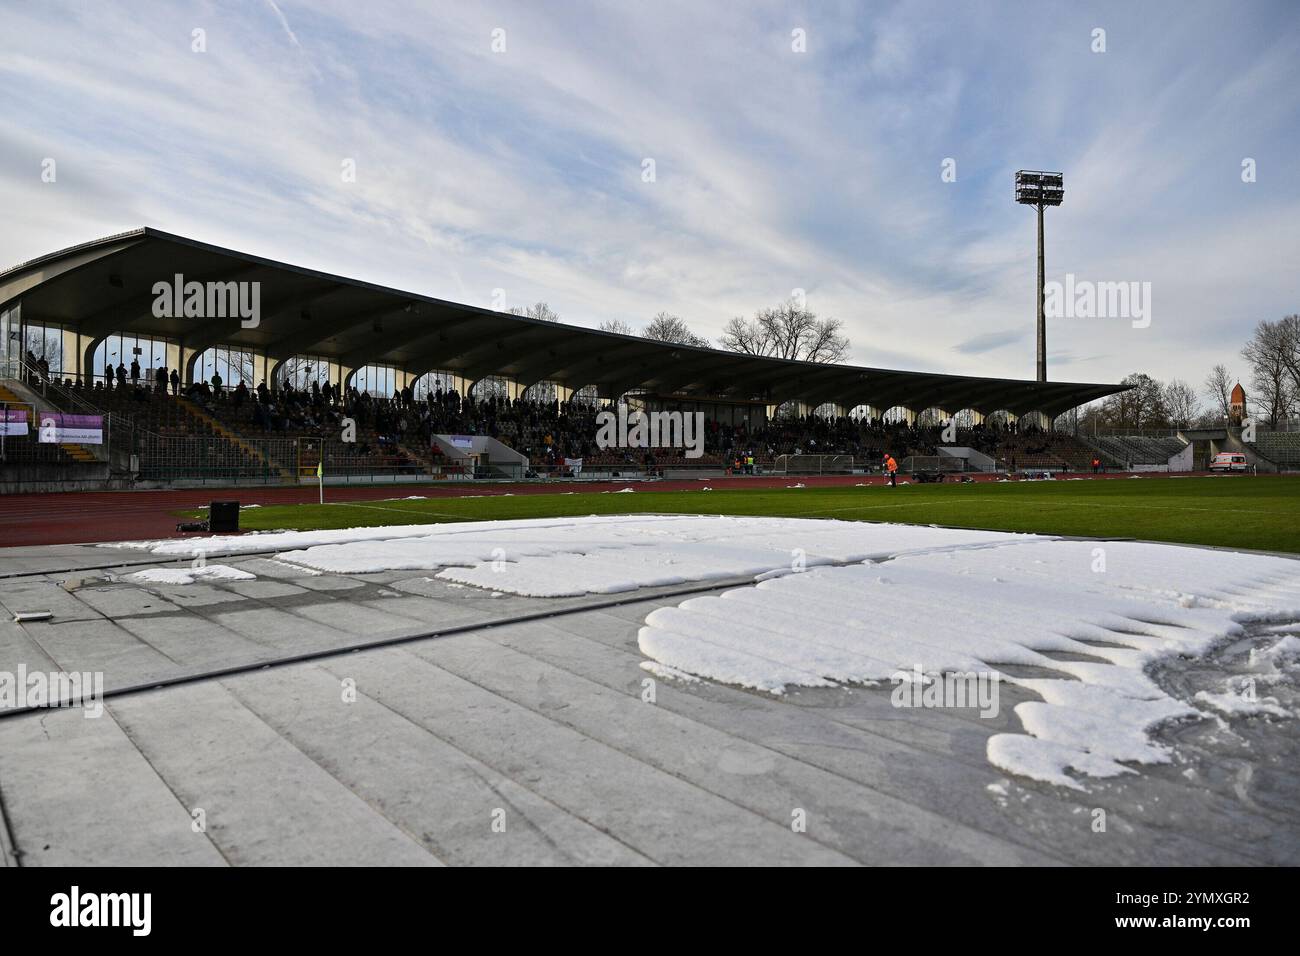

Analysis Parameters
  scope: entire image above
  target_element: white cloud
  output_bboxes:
[0,0,1295,397]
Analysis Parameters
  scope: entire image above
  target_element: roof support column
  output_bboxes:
[71,330,83,382]
[183,348,203,386]
[82,335,106,385]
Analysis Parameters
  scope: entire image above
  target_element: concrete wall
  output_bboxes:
[1167,443,1194,472]
[937,446,996,472]
[0,461,113,495]
[431,434,528,477]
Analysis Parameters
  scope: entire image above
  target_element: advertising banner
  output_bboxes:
[37,413,103,445]
[0,409,29,437]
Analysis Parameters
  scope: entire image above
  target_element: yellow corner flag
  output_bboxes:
[317,459,324,504]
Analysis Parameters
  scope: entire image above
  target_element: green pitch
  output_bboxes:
[199,476,1300,554]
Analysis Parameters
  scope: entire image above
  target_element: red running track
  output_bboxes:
[0,471,1205,547]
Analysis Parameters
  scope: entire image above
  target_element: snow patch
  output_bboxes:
[635,536,1300,789]
[102,514,1300,789]
[131,564,256,585]
[640,661,702,683]
[1194,689,1290,718]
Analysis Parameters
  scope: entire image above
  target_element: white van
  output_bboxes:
[1209,452,1248,472]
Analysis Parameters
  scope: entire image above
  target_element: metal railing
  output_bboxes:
[11,359,134,461]
[1091,426,1185,438]
[0,400,37,464]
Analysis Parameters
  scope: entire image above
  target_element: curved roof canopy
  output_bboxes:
[0,228,1125,416]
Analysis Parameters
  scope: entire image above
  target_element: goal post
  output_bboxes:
[772,454,855,475]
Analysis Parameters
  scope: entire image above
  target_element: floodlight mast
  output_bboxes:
[1015,170,1064,382]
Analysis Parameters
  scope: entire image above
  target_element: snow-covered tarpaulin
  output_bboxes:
[111,514,1300,789]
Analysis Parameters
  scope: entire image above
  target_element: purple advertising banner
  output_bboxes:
[0,409,29,437]
[37,413,103,445]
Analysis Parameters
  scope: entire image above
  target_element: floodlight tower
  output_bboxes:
[1015,170,1064,382]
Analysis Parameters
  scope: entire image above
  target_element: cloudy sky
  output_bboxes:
[2,0,1296,396]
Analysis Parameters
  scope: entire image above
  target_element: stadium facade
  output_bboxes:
[1,228,1123,414]
[0,228,1131,490]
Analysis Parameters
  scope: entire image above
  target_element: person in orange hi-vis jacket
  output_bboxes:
[884,454,898,486]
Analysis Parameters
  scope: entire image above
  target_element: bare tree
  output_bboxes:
[1276,313,1300,396]
[718,298,851,363]
[1204,363,1233,422]
[278,355,330,390]
[1241,319,1294,428]
[471,375,511,403]
[1162,379,1199,428]
[1053,405,1079,435]
[718,315,769,355]
[1074,399,1110,435]
[643,312,709,348]
[597,319,634,336]
[1101,373,1168,428]
[508,302,560,322]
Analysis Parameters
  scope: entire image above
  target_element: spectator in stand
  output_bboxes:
[170,368,181,395]
[115,362,127,388]
[155,366,168,392]
[130,357,140,384]
[210,370,223,395]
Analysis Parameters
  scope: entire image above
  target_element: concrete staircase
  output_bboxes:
[59,443,98,462]
[0,381,28,413]
[396,440,435,473]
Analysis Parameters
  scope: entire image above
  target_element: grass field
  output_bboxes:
[185,476,1300,554]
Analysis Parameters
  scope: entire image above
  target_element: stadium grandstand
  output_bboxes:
[1,228,1137,491]
[1075,420,1300,474]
